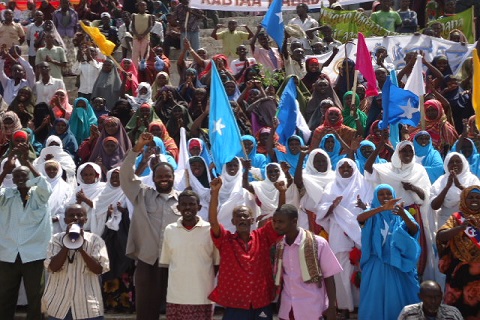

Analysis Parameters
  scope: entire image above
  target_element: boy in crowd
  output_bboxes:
[160,190,219,320]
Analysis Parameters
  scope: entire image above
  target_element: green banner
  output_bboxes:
[322,7,474,43]
[322,8,397,42]
[427,7,475,43]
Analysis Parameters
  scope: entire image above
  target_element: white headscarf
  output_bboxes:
[42,160,73,234]
[218,158,259,232]
[34,135,77,191]
[368,140,431,205]
[93,168,127,236]
[316,158,364,253]
[72,162,106,232]
[126,82,154,110]
[251,162,287,219]
[432,152,480,209]
[302,149,336,208]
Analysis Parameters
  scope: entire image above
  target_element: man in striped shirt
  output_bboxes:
[42,204,110,320]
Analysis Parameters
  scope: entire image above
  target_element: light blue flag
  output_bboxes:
[208,61,243,172]
[276,77,298,145]
[379,77,420,130]
[388,71,400,148]
[261,0,284,51]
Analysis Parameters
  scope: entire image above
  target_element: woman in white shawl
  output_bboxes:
[92,168,129,236]
[316,158,366,313]
[217,157,259,232]
[42,160,73,234]
[125,82,154,111]
[364,139,431,277]
[33,135,77,191]
[243,162,299,226]
[294,148,335,231]
[431,152,480,228]
[94,167,135,311]
[71,162,106,233]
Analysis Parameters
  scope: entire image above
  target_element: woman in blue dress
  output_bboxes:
[357,184,421,320]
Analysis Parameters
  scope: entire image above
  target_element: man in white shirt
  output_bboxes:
[72,46,102,101]
[34,62,66,104]
[26,11,44,67]
[0,47,35,105]
[229,45,256,79]
[42,204,110,320]
[159,190,219,320]
[288,4,319,54]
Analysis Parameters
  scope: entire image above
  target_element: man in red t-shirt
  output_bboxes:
[208,177,285,320]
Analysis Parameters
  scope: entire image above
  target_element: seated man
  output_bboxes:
[42,204,110,320]
[397,280,463,320]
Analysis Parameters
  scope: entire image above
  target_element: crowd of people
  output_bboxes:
[0,0,479,319]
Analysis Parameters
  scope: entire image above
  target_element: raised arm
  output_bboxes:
[120,132,153,201]
[209,177,222,237]
[294,150,308,189]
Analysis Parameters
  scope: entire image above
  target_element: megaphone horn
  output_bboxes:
[62,224,84,250]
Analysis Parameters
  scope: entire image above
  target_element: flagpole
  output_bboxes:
[420,95,425,130]
[345,45,350,92]
[350,70,359,116]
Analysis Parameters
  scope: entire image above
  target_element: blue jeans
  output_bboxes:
[48,309,104,320]
[180,31,200,51]
[222,305,273,320]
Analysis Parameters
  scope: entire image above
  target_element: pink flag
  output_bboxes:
[355,33,379,97]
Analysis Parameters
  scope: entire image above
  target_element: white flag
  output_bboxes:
[404,55,425,99]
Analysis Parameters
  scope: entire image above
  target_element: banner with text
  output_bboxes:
[321,8,397,42]
[310,34,476,83]
[190,0,369,12]
[425,7,475,43]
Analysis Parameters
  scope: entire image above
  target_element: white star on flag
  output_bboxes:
[213,118,226,135]
[276,12,283,24]
[381,220,390,246]
[399,98,418,119]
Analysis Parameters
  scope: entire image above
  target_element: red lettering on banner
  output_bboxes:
[282,0,320,5]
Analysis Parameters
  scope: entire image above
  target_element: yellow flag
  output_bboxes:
[80,21,115,57]
[473,49,480,130]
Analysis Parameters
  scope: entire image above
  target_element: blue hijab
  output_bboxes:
[135,136,177,176]
[239,135,266,180]
[451,138,480,176]
[69,97,98,145]
[274,135,307,176]
[413,131,444,183]
[319,133,345,170]
[51,118,78,157]
[355,140,386,174]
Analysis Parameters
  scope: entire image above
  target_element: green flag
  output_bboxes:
[427,7,475,43]
[322,8,397,42]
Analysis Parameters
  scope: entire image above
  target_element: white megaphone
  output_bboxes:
[62,224,84,250]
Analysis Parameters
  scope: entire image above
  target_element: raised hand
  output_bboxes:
[274,180,287,192]
[382,198,401,211]
[210,177,223,192]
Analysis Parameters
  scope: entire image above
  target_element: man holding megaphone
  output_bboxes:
[42,204,110,320]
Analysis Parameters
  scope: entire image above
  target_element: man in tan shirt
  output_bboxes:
[0,9,25,47]
[120,132,180,320]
